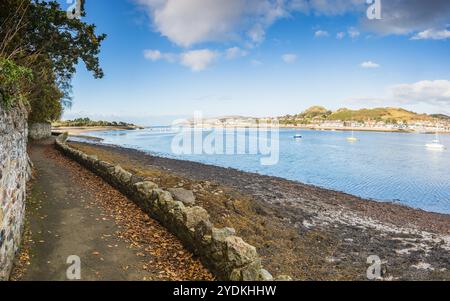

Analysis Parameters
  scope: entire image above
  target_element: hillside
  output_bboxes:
[279,107,447,124]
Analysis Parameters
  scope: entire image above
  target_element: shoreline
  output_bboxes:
[67,139,450,280]
[52,125,143,136]
[181,125,450,134]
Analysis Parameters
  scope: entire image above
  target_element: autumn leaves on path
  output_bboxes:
[13,139,213,281]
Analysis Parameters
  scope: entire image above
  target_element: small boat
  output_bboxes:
[347,129,358,142]
[426,132,445,150]
[293,134,302,139]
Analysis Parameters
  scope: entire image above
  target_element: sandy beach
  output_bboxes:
[67,139,450,280]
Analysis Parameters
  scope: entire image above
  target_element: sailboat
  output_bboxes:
[347,130,358,142]
[347,118,358,142]
[426,131,445,150]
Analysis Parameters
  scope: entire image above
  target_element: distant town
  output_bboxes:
[180,107,450,133]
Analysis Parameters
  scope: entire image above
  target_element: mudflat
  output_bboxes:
[68,140,450,280]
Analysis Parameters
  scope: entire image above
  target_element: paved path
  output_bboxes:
[18,139,211,281]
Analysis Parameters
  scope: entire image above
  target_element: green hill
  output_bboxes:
[279,106,445,124]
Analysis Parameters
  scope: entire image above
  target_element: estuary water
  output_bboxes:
[82,128,450,214]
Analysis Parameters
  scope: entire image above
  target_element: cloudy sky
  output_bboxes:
[64,0,450,124]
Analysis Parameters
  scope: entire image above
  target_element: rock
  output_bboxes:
[155,189,175,210]
[258,269,274,281]
[212,227,236,243]
[113,165,132,183]
[241,261,263,281]
[98,161,115,172]
[182,206,210,229]
[194,219,213,243]
[134,181,158,197]
[168,201,186,224]
[225,236,258,267]
[168,188,196,206]
[229,269,242,281]
[275,275,293,281]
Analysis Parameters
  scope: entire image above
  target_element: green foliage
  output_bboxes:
[299,106,332,119]
[53,118,136,128]
[0,0,106,121]
[279,106,444,125]
[0,58,32,109]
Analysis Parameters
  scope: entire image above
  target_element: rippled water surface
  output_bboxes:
[83,128,450,214]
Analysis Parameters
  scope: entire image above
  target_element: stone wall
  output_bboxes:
[0,103,30,280]
[28,123,51,140]
[55,133,275,281]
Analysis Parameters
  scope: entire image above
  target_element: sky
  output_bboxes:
[62,0,450,125]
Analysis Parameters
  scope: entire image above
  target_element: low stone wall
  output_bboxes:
[28,123,51,140]
[55,133,274,281]
[0,104,31,280]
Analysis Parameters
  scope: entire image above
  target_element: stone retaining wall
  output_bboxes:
[55,133,274,281]
[28,123,52,140]
[0,104,31,280]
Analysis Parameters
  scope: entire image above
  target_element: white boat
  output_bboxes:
[347,128,358,142]
[426,132,445,150]
[294,134,302,139]
[347,115,358,142]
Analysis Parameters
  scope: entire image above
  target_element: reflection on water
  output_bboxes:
[83,128,450,214]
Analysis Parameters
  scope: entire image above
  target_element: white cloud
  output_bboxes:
[314,30,329,38]
[348,27,360,38]
[390,80,450,106]
[362,0,450,36]
[361,61,380,68]
[144,48,217,71]
[143,49,176,62]
[180,49,218,72]
[136,0,450,46]
[336,32,346,39]
[411,28,450,40]
[282,53,298,63]
[225,47,248,59]
[136,0,288,47]
[144,49,162,61]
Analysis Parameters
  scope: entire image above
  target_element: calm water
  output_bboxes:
[82,128,450,214]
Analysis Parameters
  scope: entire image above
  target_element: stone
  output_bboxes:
[168,188,196,206]
[229,269,242,281]
[258,269,274,281]
[134,181,159,197]
[225,236,258,267]
[167,201,186,224]
[275,275,293,281]
[28,123,51,140]
[0,104,27,280]
[212,227,236,243]
[155,189,175,210]
[194,219,213,242]
[182,206,210,229]
[98,160,115,172]
[240,261,263,281]
[113,165,132,184]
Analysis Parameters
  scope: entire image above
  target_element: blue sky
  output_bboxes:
[62,0,450,125]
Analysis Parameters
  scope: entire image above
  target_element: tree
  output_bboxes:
[0,0,105,122]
